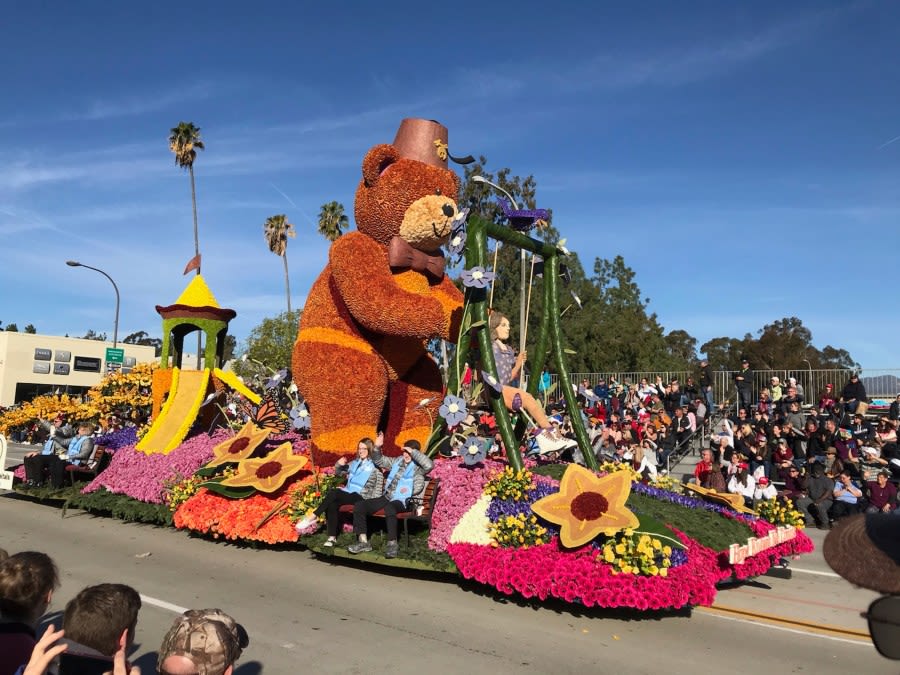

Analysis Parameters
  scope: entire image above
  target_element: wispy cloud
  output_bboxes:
[877,134,900,150]
[58,81,218,122]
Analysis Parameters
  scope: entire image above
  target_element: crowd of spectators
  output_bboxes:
[0,547,248,675]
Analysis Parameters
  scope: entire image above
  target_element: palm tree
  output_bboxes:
[317,201,348,242]
[168,122,205,266]
[263,214,296,314]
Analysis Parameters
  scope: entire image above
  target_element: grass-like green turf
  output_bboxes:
[533,464,754,552]
[302,530,457,573]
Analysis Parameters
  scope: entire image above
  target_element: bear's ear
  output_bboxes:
[362,144,400,187]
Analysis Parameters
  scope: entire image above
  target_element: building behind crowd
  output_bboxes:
[0,332,156,406]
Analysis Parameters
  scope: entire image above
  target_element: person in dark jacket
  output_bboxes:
[733,358,754,413]
[698,358,714,412]
[839,373,868,414]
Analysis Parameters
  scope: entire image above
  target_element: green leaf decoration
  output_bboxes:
[635,513,686,550]
[195,464,229,478]
[467,319,486,330]
[199,480,256,499]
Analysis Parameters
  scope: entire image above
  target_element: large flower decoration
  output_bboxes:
[531,465,639,549]
[460,266,495,289]
[219,441,309,493]
[290,403,311,430]
[461,436,487,467]
[206,422,271,468]
[499,198,550,232]
[439,394,468,427]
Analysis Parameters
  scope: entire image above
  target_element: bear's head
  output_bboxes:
[354,118,461,253]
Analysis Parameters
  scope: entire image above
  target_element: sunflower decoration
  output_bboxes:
[218,441,310,493]
[206,422,271,468]
[531,465,639,549]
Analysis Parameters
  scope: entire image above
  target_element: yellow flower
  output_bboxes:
[531,465,639,548]
[219,442,309,493]
[206,422,271,467]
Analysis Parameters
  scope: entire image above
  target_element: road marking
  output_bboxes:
[789,567,840,578]
[699,603,871,644]
[701,611,870,646]
[140,594,189,615]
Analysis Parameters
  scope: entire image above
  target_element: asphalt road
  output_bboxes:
[0,443,890,674]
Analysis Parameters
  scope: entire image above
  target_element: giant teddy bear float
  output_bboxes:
[293,118,466,462]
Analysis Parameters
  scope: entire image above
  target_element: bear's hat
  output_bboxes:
[393,118,473,169]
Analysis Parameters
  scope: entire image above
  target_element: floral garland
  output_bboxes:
[448,527,720,610]
[83,430,231,503]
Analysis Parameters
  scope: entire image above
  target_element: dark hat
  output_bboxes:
[824,513,900,594]
[741,357,749,363]
[158,609,248,675]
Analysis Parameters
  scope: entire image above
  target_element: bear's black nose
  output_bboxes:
[442,203,455,218]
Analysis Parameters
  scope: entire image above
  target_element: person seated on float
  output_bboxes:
[487,311,571,455]
[22,414,74,487]
[294,435,385,546]
[0,551,59,675]
[727,462,756,507]
[45,423,97,489]
[347,439,433,559]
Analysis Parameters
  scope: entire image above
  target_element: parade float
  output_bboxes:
[6,118,812,611]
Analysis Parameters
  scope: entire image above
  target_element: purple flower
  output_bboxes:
[264,368,288,390]
[461,436,487,467]
[290,403,310,430]
[95,427,138,450]
[439,394,468,427]
[481,370,502,394]
[500,198,550,232]
[447,208,469,257]
[511,393,522,412]
[460,266,495,289]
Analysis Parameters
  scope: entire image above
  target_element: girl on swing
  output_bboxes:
[488,311,572,455]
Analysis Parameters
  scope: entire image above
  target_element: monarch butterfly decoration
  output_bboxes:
[241,393,290,434]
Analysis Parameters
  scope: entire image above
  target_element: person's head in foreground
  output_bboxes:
[158,608,249,675]
[401,439,420,464]
[824,512,900,659]
[0,551,59,625]
[63,583,142,656]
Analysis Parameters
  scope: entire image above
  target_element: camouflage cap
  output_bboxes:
[158,608,248,675]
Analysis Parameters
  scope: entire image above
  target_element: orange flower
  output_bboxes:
[219,442,309,493]
[531,465,639,548]
[206,422,271,467]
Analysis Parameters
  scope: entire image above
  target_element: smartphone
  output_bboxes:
[58,652,114,675]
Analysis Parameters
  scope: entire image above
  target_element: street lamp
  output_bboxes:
[471,175,528,354]
[66,260,120,348]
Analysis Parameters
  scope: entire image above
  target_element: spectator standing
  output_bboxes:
[889,393,900,421]
[698,358,714,414]
[733,358,754,413]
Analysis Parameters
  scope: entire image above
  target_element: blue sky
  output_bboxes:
[2,1,899,366]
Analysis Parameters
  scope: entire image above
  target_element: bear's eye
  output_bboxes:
[435,188,442,196]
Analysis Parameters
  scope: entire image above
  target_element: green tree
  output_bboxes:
[5,323,18,332]
[263,214,296,314]
[168,121,205,265]
[81,329,107,341]
[123,330,163,357]
[317,201,348,242]
[232,310,302,380]
[24,324,36,334]
[591,255,670,372]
